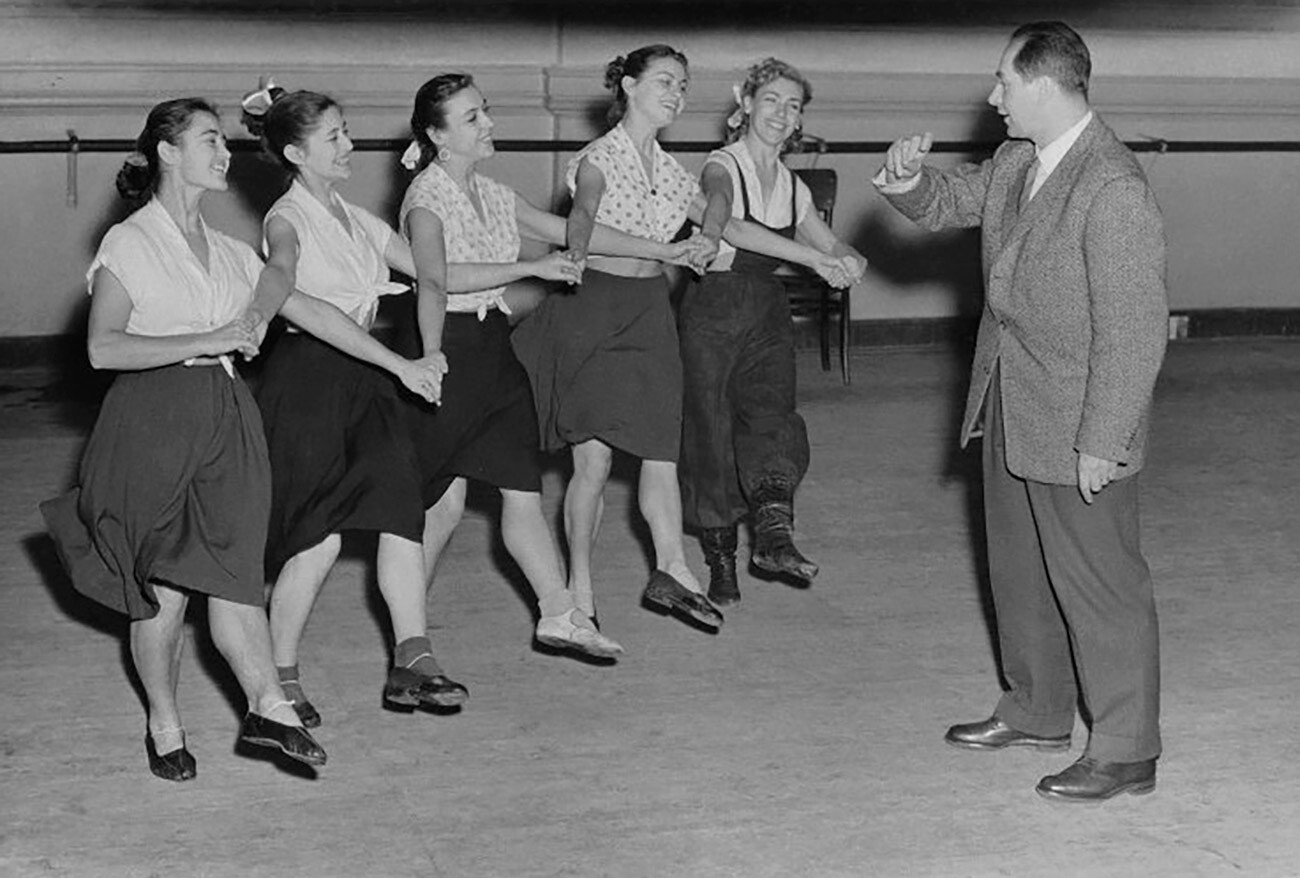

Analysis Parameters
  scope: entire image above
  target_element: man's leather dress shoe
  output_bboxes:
[1036,756,1157,802]
[944,716,1072,751]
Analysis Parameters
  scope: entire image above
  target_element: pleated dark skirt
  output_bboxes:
[411,309,542,508]
[511,269,682,461]
[256,333,425,573]
[40,364,270,620]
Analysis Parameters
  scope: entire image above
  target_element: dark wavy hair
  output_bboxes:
[726,57,813,153]
[408,72,476,172]
[116,97,219,202]
[604,44,689,127]
[1010,21,1091,97]
[242,87,340,173]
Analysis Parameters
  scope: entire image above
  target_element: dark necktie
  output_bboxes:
[1020,157,1040,212]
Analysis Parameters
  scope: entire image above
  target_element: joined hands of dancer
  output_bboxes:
[554,231,719,285]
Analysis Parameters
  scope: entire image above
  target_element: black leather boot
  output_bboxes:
[700,526,740,606]
[750,479,819,583]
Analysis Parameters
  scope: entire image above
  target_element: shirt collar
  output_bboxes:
[1036,110,1093,178]
[289,177,351,226]
[141,196,213,264]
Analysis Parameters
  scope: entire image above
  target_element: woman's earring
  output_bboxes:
[437,145,451,162]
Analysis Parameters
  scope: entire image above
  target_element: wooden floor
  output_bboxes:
[2,339,1298,878]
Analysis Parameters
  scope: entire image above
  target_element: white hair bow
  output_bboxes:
[241,76,279,117]
[726,82,746,130]
[400,141,423,170]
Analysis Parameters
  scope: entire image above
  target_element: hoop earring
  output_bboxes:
[437,145,451,163]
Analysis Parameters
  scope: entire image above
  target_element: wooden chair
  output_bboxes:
[778,167,850,384]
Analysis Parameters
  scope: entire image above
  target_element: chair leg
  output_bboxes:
[840,288,851,385]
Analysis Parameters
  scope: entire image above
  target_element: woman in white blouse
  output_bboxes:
[400,73,700,660]
[512,45,854,634]
[241,85,463,723]
[40,98,325,781]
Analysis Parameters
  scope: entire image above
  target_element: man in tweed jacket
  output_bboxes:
[876,22,1168,802]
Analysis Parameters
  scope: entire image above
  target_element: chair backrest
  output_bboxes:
[793,167,837,225]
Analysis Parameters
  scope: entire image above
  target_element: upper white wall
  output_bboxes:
[3,3,1300,336]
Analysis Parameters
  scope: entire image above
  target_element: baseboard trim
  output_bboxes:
[0,334,86,369]
[1167,307,1300,340]
[5,308,1298,369]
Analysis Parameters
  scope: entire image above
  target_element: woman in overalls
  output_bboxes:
[680,58,865,606]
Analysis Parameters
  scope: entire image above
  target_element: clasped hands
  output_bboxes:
[535,232,865,289]
[396,351,448,405]
[811,252,866,289]
[197,311,266,364]
[665,232,865,287]
[218,310,446,405]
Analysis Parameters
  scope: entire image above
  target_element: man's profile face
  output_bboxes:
[987,39,1039,141]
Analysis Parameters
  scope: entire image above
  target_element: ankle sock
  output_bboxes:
[538,591,574,620]
[149,724,185,756]
[394,636,443,677]
[277,664,308,704]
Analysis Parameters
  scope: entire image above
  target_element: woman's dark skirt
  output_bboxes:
[511,269,682,462]
[256,333,425,573]
[411,309,543,508]
[40,364,271,620]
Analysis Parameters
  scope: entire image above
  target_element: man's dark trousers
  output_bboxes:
[982,369,1161,762]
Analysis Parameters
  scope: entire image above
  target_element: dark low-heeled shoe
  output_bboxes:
[642,570,723,629]
[291,697,321,729]
[1036,756,1157,803]
[384,665,469,709]
[239,712,327,767]
[945,716,1072,751]
[146,734,197,782]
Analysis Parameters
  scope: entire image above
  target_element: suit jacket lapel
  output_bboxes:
[997,116,1106,257]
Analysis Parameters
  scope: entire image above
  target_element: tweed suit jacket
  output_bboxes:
[884,115,1167,485]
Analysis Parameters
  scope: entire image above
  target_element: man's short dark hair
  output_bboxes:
[1010,21,1091,97]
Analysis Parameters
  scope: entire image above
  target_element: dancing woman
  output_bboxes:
[40,98,325,781]
[401,74,698,658]
[511,45,852,632]
[681,58,866,605]
[241,84,462,723]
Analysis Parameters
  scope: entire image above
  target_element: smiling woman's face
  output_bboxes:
[166,112,231,192]
[431,86,496,163]
[624,56,689,130]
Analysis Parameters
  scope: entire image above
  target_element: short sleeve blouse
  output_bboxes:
[87,197,262,337]
[704,141,813,272]
[565,124,699,243]
[400,162,520,317]
[266,180,405,330]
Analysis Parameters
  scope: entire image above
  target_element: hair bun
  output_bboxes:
[603,56,626,91]
[115,152,153,201]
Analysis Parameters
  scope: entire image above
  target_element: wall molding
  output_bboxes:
[0,62,549,115]
[7,63,1300,142]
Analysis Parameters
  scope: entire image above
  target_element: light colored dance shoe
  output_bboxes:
[536,609,624,659]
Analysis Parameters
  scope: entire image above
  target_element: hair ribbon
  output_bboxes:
[241,76,279,117]
[400,141,423,170]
